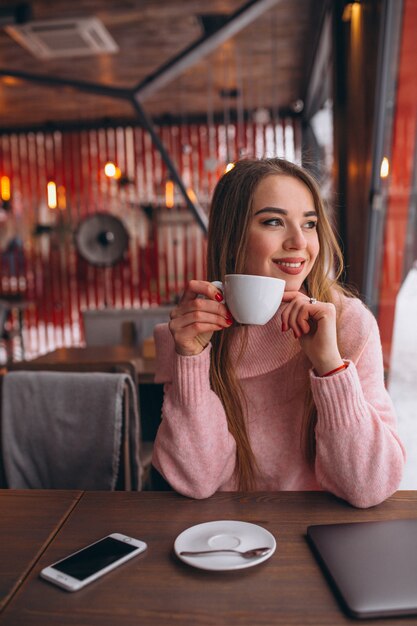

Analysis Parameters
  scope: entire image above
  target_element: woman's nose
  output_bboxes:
[283,228,307,250]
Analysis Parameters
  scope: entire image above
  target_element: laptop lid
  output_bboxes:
[307,518,417,619]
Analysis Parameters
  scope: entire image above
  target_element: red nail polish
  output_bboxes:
[226,318,233,325]
[215,293,223,302]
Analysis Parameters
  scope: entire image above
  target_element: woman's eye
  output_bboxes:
[263,218,284,227]
[304,220,318,229]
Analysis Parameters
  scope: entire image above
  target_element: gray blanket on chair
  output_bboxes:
[1,371,141,490]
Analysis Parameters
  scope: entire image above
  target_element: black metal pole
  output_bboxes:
[130,97,208,234]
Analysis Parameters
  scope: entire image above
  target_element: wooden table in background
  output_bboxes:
[0,490,82,612]
[29,346,156,384]
[1,490,417,625]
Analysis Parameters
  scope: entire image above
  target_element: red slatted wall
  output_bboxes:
[0,118,299,360]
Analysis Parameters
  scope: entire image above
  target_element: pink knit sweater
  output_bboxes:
[152,295,405,507]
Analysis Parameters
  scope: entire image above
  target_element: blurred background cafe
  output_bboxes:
[0,0,416,488]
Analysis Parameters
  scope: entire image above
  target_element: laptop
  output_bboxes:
[307,518,417,619]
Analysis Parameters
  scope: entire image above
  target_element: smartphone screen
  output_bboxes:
[41,533,147,591]
[53,536,138,580]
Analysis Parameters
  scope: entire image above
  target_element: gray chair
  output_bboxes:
[82,306,171,349]
[0,370,146,490]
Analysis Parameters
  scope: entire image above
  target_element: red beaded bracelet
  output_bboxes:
[322,363,347,377]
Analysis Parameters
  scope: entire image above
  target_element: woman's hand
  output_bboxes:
[281,291,344,375]
[169,280,233,356]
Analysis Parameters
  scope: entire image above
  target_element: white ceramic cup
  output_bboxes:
[212,274,286,325]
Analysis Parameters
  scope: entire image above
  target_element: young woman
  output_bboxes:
[152,157,405,507]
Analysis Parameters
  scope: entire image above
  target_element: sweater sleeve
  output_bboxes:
[311,304,406,508]
[152,325,237,498]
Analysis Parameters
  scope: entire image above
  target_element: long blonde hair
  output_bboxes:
[207,158,351,490]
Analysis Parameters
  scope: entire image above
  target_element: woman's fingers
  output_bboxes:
[169,312,231,356]
[168,280,233,356]
[179,279,223,304]
[281,293,320,338]
[170,307,232,332]
[281,293,341,369]
[287,302,305,338]
[171,280,224,320]
[289,305,310,337]
[171,291,230,322]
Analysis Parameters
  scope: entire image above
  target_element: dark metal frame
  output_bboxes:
[0,0,281,234]
[363,0,404,312]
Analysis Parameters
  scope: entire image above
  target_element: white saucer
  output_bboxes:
[174,520,276,571]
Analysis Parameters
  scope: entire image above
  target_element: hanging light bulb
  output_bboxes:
[225,162,235,173]
[104,162,116,177]
[104,162,122,179]
[342,1,361,22]
[1,175,11,202]
[47,181,57,209]
[380,156,390,178]
[165,180,174,208]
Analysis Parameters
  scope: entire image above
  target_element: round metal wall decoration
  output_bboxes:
[75,213,129,267]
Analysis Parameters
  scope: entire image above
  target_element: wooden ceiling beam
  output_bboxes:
[133,0,282,103]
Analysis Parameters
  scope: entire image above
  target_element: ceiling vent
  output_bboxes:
[5,17,119,59]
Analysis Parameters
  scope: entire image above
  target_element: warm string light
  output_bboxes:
[104,162,121,179]
[1,175,11,202]
[380,156,390,178]
[47,181,57,209]
[165,180,174,208]
[225,162,235,173]
[342,1,361,22]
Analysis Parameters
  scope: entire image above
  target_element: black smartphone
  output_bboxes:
[40,533,147,591]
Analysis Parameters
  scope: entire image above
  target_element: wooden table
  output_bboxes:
[28,346,156,384]
[1,490,417,625]
[0,490,82,612]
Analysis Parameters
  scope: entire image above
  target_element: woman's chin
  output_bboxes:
[282,278,304,292]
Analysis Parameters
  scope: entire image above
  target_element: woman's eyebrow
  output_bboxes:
[254,207,318,217]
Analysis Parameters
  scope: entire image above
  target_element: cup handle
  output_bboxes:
[211,280,225,304]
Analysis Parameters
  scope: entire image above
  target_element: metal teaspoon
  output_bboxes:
[179,547,271,559]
